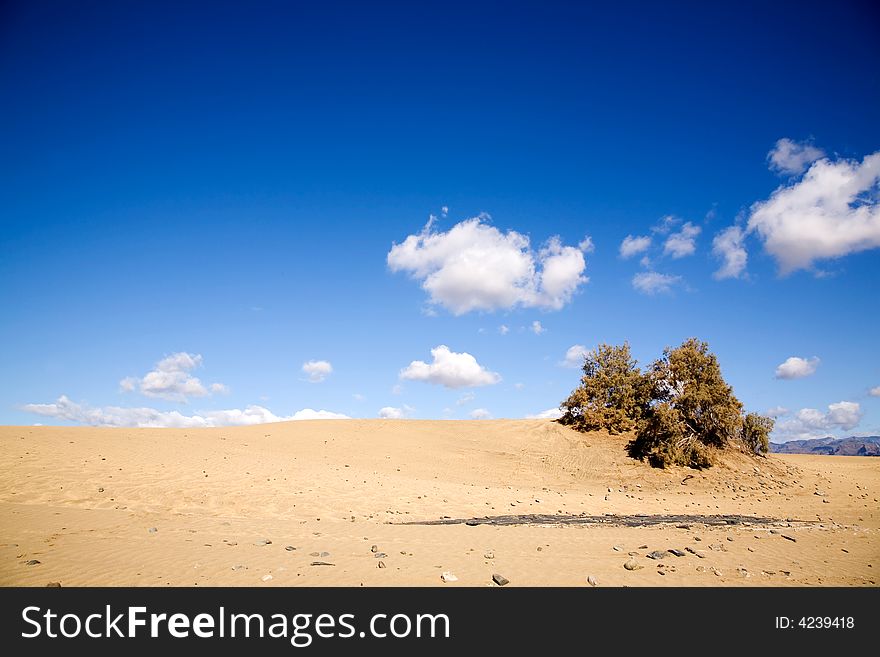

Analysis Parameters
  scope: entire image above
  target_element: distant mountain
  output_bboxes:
[770,435,880,456]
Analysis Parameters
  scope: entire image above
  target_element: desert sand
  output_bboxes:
[1,420,876,587]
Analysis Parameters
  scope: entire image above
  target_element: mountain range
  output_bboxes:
[770,435,880,456]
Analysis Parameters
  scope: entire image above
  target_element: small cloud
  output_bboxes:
[774,356,820,380]
[353,393,365,401]
[578,236,595,253]
[632,271,682,295]
[456,392,475,406]
[469,408,493,420]
[651,215,680,235]
[391,384,403,395]
[773,401,862,441]
[526,407,563,419]
[120,352,226,402]
[663,222,701,259]
[513,383,525,391]
[209,382,230,394]
[766,406,790,418]
[767,138,825,176]
[378,406,405,419]
[869,386,880,397]
[441,206,449,216]
[560,344,588,369]
[530,320,545,335]
[302,360,333,383]
[399,345,501,389]
[498,324,510,335]
[619,235,652,259]
[712,225,748,280]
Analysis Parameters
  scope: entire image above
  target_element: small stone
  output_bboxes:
[25,560,41,566]
[231,565,247,571]
[646,550,666,560]
[378,561,386,569]
[371,545,378,553]
[46,582,61,587]
[465,520,480,526]
[310,561,335,566]
[440,571,458,583]
[285,545,296,551]
[254,539,272,546]
[685,547,705,558]
[612,545,622,552]
[536,546,542,552]
[586,575,598,587]
[668,549,686,557]
[638,544,648,549]
[492,573,510,586]
[261,574,273,582]
[148,527,158,533]
[484,551,494,559]
[624,559,642,571]
[374,552,387,558]
[98,487,104,492]
[781,534,797,543]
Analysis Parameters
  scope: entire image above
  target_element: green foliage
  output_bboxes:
[742,412,774,455]
[558,342,651,434]
[560,337,776,469]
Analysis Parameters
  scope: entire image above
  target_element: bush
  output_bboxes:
[558,342,651,434]
[741,412,774,455]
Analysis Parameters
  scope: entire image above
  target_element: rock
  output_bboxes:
[261,574,273,582]
[285,545,296,551]
[25,560,41,566]
[646,550,666,560]
[374,552,387,558]
[254,539,272,546]
[310,561,335,566]
[536,546,542,552]
[378,561,386,569]
[46,581,62,588]
[638,544,648,549]
[465,520,480,526]
[623,559,642,571]
[492,573,510,586]
[231,565,247,571]
[612,545,623,552]
[586,575,598,587]
[440,571,458,583]
[484,551,494,559]
[98,487,104,493]
[668,549,686,557]
[148,527,158,533]
[371,545,378,553]
[781,534,797,542]
[684,547,706,558]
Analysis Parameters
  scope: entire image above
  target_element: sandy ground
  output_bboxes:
[0,420,876,587]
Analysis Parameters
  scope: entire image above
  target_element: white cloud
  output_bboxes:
[530,320,545,335]
[560,344,588,368]
[120,352,226,402]
[498,324,509,335]
[632,271,681,295]
[652,215,680,234]
[773,401,862,441]
[869,386,880,397]
[768,138,825,176]
[209,382,230,394]
[353,393,365,401]
[619,234,651,258]
[456,392,475,406]
[387,216,590,314]
[513,383,525,390]
[391,384,403,395]
[441,206,448,216]
[378,406,405,419]
[578,236,595,253]
[765,406,789,418]
[748,151,880,274]
[22,395,348,428]
[302,360,333,383]
[712,225,748,279]
[526,407,563,419]
[399,345,501,389]
[663,222,701,259]
[775,356,820,380]
[469,408,493,420]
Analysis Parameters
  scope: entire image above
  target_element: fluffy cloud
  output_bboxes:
[765,406,789,418]
[302,360,333,383]
[469,408,493,420]
[748,151,880,274]
[498,324,510,335]
[526,407,563,419]
[120,353,226,402]
[399,345,501,389]
[619,235,651,258]
[712,225,748,279]
[378,406,405,419]
[632,271,681,295]
[663,222,701,259]
[773,401,862,441]
[560,344,588,368]
[22,395,349,428]
[869,386,880,397]
[767,138,825,176]
[530,320,545,335]
[775,356,820,380]
[387,216,591,314]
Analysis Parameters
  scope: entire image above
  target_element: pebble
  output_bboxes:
[465,520,480,526]
[646,551,666,560]
[668,549,686,557]
[612,545,623,552]
[371,545,378,553]
[484,551,494,559]
[148,528,158,533]
[254,539,272,546]
[624,559,642,571]
[378,561,386,569]
[231,565,247,571]
[685,547,706,558]
[25,560,41,566]
[441,571,458,583]
[285,546,296,552]
[261,574,273,582]
[46,582,61,588]
[638,544,648,549]
[492,573,510,586]
[586,575,598,587]
[781,534,797,543]
[374,552,387,558]
[310,561,335,566]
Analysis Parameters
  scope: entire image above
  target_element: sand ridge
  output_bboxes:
[0,420,876,586]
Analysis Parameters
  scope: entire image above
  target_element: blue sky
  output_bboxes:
[2,1,879,440]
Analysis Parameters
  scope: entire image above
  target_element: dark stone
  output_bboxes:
[492,573,509,586]
[668,549,686,557]
[646,551,666,560]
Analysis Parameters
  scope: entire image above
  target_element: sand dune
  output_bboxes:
[1,420,876,586]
